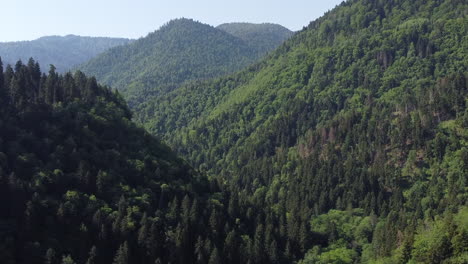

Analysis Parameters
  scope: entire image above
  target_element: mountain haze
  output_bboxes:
[78,18,292,107]
[217,22,293,54]
[0,35,132,72]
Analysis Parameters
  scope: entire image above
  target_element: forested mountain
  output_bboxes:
[0,35,132,72]
[0,58,325,264]
[134,0,468,262]
[217,23,293,55]
[2,0,467,263]
[77,19,292,107]
[0,58,215,264]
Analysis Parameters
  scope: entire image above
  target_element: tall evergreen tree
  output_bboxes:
[44,248,56,264]
[112,242,129,264]
[61,255,76,264]
[208,247,221,264]
[85,246,98,264]
[0,57,4,101]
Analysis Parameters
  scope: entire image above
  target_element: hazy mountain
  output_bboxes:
[0,35,132,72]
[217,22,293,53]
[78,18,292,107]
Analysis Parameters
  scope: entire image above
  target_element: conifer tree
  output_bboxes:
[85,246,97,264]
[112,242,129,264]
[194,236,206,264]
[208,247,221,264]
[0,57,4,102]
[61,255,76,264]
[44,248,56,264]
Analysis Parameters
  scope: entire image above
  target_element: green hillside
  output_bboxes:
[78,18,292,108]
[0,58,326,264]
[136,0,468,262]
[0,59,212,264]
[0,35,132,72]
[217,22,293,54]
[1,0,467,263]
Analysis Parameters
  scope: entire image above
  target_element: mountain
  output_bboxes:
[77,18,292,107]
[0,58,318,264]
[1,0,467,263]
[135,0,468,262]
[0,59,215,264]
[0,35,132,72]
[217,22,293,54]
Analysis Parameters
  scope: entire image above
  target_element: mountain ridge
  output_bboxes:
[0,35,132,72]
[77,18,293,108]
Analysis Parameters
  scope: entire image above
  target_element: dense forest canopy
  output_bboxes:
[134,0,468,262]
[0,58,215,264]
[0,35,132,72]
[77,19,293,108]
[1,0,467,263]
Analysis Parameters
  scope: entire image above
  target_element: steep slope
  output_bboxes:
[0,35,132,72]
[217,22,293,54]
[0,59,213,264]
[78,18,291,107]
[1,58,328,264]
[136,0,468,262]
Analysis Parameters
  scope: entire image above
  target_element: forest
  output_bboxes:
[78,19,292,109]
[0,36,132,72]
[0,0,467,263]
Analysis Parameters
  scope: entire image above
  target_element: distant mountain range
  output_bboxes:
[0,35,132,72]
[217,22,293,53]
[77,19,293,106]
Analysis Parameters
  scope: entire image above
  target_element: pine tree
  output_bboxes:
[268,240,279,264]
[63,72,77,101]
[44,248,56,264]
[181,194,191,226]
[208,247,221,264]
[194,236,206,264]
[26,58,40,101]
[209,208,219,235]
[44,65,58,104]
[85,246,98,264]
[84,77,99,101]
[189,198,199,224]
[112,242,129,264]
[253,224,264,263]
[138,212,148,248]
[0,57,4,104]
[9,76,25,109]
[61,255,76,264]
[223,230,239,264]
[3,65,14,103]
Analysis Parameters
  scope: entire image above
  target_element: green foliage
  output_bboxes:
[217,22,293,54]
[1,0,467,263]
[128,0,467,263]
[78,19,292,108]
[0,60,213,264]
[0,35,132,72]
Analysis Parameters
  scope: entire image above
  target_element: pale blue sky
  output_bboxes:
[2,0,344,42]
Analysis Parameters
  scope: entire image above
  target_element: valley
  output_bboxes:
[0,0,467,263]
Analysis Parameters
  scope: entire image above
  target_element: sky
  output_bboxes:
[1,0,344,42]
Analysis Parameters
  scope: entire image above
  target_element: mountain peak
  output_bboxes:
[78,19,292,106]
